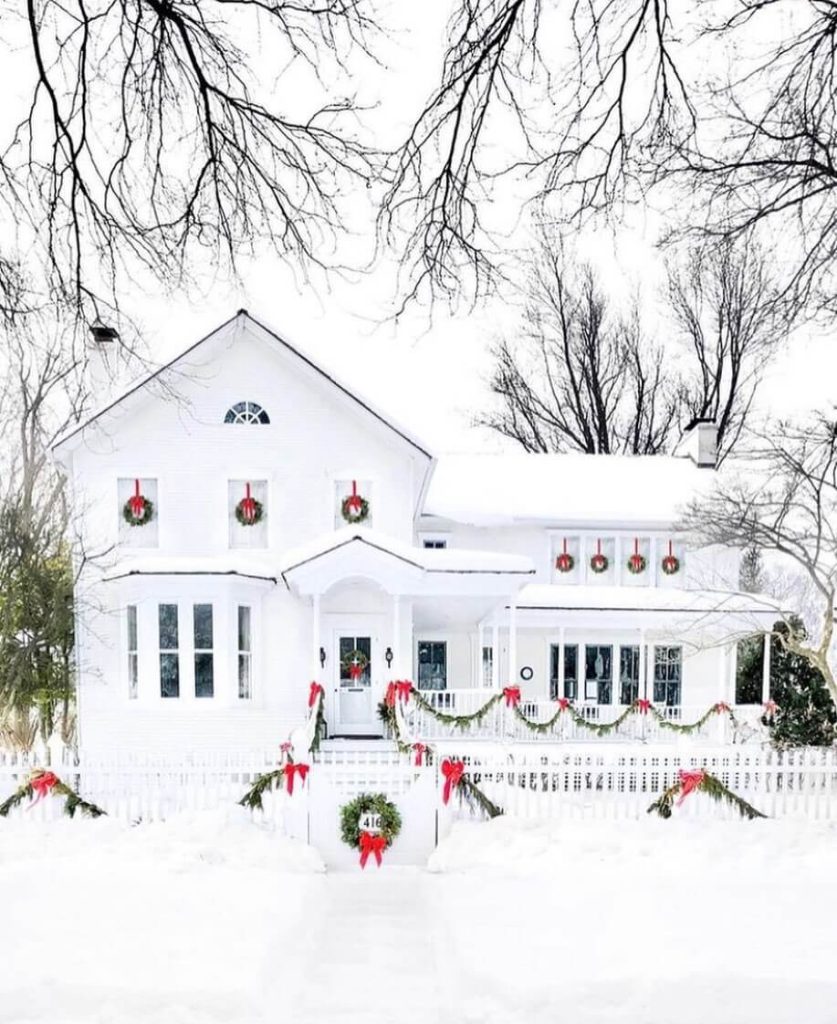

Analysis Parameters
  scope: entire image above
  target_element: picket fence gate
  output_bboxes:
[2,746,836,858]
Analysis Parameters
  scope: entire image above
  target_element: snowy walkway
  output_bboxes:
[270,869,445,1024]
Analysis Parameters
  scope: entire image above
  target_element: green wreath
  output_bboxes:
[340,792,401,851]
[627,553,647,574]
[341,648,369,675]
[235,498,264,526]
[341,494,370,524]
[122,496,154,527]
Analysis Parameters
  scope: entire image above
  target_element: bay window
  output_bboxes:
[158,603,180,698]
[238,605,253,700]
[127,605,138,699]
[193,604,214,698]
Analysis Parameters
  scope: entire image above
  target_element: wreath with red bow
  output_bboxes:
[627,540,647,575]
[555,539,574,573]
[123,479,154,527]
[590,540,608,574]
[235,483,264,526]
[339,792,401,868]
[341,649,370,680]
[341,480,370,524]
[661,542,680,575]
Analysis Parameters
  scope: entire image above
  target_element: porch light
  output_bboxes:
[385,647,394,668]
[319,646,327,668]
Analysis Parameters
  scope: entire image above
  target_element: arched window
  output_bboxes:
[224,401,270,425]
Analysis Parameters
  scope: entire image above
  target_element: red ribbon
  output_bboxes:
[128,479,145,518]
[555,697,571,711]
[283,762,309,797]
[239,482,257,523]
[395,680,413,702]
[713,701,732,714]
[385,682,397,706]
[308,681,323,708]
[413,742,427,766]
[345,479,363,515]
[359,830,387,868]
[29,771,59,806]
[349,660,363,680]
[502,686,521,707]
[635,698,652,713]
[676,769,706,805]
[441,758,465,805]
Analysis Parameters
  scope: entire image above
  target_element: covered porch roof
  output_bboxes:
[279,527,535,596]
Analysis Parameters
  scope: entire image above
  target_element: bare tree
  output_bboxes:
[382,1,837,314]
[683,414,837,710]
[480,234,787,458]
[0,0,380,319]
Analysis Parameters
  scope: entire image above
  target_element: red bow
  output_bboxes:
[349,661,363,680]
[308,682,323,708]
[555,697,571,711]
[239,482,257,523]
[676,769,706,805]
[635,698,652,714]
[413,742,427,766]
[395,680,413,702]
[29,771,58,806]
[283,762,309,796]
[502,686,521,707]
[345,480,363,515]
[441,758,465,805]
[385,682,397,706]
[714,701,732,714]
[359,830,387,868]
[128,479,145,518]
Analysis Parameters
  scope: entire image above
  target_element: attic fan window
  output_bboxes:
[224,401,270,424]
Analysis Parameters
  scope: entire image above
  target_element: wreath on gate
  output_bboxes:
[340,792,401,867]
[123,480,154,527]
[341,648,369,680]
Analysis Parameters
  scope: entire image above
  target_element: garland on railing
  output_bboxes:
[647,768,766,820]
[238,754,311,811]
[439,757,503,819]
[0,769,107,819]
[394,678,739,739]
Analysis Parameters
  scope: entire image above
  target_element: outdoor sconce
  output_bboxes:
[385,647,394,668]
[319,647,327,669]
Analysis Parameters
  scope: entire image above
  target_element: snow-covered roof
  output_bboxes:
[423,453,716,526]
[53,311,433,459]
[101,556,277,584]
[279,527,535,577]
[512,584,784,619]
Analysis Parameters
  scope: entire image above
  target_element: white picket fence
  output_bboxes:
[2,746,836,838]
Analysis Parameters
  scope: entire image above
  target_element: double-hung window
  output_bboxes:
[619,645,641,705]
[549,644,578,700]
[417,641,447,690]
[193,604,214,698]
[653,646,682,706]
[158,604,180,698]
[127,605,139,699]
[238,606,253,700]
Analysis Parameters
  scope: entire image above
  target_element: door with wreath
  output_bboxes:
[333,632,381,736]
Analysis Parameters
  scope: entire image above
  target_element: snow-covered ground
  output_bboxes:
[2,810,836,1023]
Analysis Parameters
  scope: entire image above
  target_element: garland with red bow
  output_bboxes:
[122,479,154,526]
[307,681,327,753]
[410,687,505,729]
[238,757,311,811]
[0,769,107,819]
[235,482,264,526]
[439,758,503,818]
[341,480,370,524]
[647,768,766,820]
[339,792,401,867]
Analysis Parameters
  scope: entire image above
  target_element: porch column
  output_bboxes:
[761,632,772,704]
[491,620,500,690]
[392,594,401,679]
[311,593,321,680]
[508,598,518,688]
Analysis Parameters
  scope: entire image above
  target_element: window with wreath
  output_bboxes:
[224,401,270,424]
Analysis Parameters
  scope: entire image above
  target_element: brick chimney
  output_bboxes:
[86,321,120,400]
[677,418,718,468]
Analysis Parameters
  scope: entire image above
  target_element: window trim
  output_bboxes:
[126,604,139,700]
[416,640,448,691]
[237,605,253,700]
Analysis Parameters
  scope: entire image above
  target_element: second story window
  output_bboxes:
[224,401,270,424]
[229,480,268,548]
[118,477,159,548]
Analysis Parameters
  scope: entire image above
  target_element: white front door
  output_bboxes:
[333,629,383,736]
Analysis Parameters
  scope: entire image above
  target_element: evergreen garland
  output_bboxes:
[308,691,327,754]
[456,772,503,819]
[647,770,766,820]
[0,770,107,819]
[649,702,737,735]
[339,792,401,850]
[237,767,287,811]
[411,688,503,728]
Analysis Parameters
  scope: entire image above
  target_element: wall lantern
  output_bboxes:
[385,647,394,668]
[319,647,327,669]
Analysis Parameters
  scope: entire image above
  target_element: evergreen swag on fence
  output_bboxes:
[0,769,107,819]
[647,769,766,820]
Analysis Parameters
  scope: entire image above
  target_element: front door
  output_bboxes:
[334,632,381,736]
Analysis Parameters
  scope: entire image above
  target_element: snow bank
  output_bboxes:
[427,816,837,1024]
[0,809,324,1024]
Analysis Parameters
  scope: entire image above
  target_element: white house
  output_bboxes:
[53,311,782,759]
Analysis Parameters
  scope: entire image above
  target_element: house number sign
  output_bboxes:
[358,812,382,834]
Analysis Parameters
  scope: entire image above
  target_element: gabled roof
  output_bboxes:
[53,310,433,459]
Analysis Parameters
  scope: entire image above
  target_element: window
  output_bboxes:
[417,641,447,690]
[550,644,578,700]
[653,646,682,706]
[584,645,612,704]
[158,604,180,698]
[482,646,493,686]
[117,477,159,548]
[228,479,268,549]
[193,604,214,698]
[127,605,138,699]
[224,401,270,424]
[422,538,447,549]
[238,606,253,700]
[619,645,641,705]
